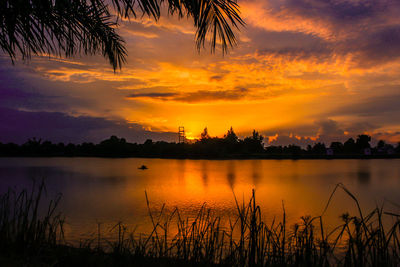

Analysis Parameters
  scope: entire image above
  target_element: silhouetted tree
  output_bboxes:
[356,134,371,151]
[80,142,96,155]
[377,140,385,149]
[224,127,238,144]
[0,142,19,156]
[311,142,326,154]
[98,136,129,156]
[144,139,153,146]
[65,143,76,156]
[265,145,283,155]
[329,142,344,154]
[243,130,264,153]
[1,131,398,158]
[1,0,244,70]
[306,144,312,153]
[200,127,211,141]
[283,144,303,156]
[252,130,263,142]
[223,127,239,153]
[22,138,43,155]
[344,138,357,154]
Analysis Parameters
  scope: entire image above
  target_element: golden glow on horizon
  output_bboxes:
[12,0,400,144]
[30,52,400,142]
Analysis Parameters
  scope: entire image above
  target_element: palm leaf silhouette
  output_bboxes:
[0,0,244,70]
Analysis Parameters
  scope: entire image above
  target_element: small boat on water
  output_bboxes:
[138,165,148,170]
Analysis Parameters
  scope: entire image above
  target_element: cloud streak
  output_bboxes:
[126,88,249,103]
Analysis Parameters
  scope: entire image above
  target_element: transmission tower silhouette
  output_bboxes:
[178,126,185,143]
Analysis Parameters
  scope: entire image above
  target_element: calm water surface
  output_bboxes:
[0,158,399,242]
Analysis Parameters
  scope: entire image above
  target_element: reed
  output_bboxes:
[1,181,400,266]
[0,180,64,251]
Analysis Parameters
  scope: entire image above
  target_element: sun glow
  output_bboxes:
[3,0,400,144]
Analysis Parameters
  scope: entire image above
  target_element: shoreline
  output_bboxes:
[0,154,399,160]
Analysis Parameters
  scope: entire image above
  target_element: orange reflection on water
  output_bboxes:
[0,158,400,242]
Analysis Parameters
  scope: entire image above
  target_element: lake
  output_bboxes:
[0,157,399,243]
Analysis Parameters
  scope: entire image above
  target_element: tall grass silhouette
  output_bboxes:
[1,181,400,266]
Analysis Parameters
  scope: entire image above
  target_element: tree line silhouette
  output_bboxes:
[0,127,399,158]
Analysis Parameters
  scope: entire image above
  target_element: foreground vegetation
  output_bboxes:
[1,128,400,159]
[2,181,400,266]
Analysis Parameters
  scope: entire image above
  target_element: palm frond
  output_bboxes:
[115,0,245,54]
[0,0,244,70]
[0,0,127,70]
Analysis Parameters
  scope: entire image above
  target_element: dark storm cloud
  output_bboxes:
[345,121,380,134]
[314,119,347,143]
[0,107,177,144]
[316,119,344,136]
[247,0,400,67]
[334,92,400,118]
[0,74,71,111]
[348,26,400,66]
[282,0,382,23]
[250,29,333,61]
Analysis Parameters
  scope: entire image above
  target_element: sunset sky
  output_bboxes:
[1,0,400,145]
